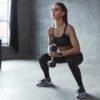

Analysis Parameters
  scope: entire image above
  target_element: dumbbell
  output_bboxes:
[47,44,58,68]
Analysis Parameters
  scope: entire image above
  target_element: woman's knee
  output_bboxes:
[66,53,84,65]
[39,53,50,63]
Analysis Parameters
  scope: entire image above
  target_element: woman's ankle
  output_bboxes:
[79,85,85,91]
[45,78,51,81]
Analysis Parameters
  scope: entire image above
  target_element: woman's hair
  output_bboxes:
[55,2,68,24]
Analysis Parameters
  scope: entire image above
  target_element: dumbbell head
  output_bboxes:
[49,44,58,52]
[47,61,56,68]
[48,44,58,68]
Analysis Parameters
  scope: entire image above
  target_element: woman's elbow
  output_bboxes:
[75,47,80,54]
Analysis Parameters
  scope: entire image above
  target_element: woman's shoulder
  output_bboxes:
[66,24,75,35]
[67,24,75,31]
[48,25,54,31]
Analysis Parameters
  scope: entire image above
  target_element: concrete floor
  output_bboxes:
[0,60,100,100]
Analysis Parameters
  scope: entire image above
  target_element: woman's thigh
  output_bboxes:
[53,56,67,63]
[65,52,83,65]
[39,53,51,62]
[40,53,67,63]
[39,52,83,65]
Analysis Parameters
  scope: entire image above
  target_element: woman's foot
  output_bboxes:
[37,79,52,87]
[75,87,86,99]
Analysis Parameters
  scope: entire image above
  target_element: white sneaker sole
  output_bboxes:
[75,92,86,99]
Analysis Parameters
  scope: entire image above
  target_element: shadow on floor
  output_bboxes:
[40,84,100,100]
[82,94,100,100]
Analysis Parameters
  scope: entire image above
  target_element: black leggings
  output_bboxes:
[39,52,84,87]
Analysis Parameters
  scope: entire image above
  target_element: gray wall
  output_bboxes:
[2,0,100,65]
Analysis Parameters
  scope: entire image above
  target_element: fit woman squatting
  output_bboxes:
[37,2,86,99]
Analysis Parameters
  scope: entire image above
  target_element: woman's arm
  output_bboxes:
[61,25,81,56]
[48,27,53,45]
[47,27,54,57]
[47,27,53,51]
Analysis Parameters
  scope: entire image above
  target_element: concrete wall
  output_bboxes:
[2,0,100,65]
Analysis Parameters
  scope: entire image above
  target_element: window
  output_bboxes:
[0,0,11,45]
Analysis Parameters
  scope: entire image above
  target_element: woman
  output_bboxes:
[37,2,86,99]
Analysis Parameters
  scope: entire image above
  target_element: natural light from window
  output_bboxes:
[0,0,11,45]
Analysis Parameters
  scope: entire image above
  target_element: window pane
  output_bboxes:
[0,21,9,44]
[0,3,7,20]
[0,0,10,45]
[0,21,7,37]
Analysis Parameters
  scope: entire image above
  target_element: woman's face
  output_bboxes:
[51,4,65,20]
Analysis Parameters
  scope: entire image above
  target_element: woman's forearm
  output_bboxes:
[60,47,80,56]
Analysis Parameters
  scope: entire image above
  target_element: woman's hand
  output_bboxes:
[48,51,59,57]
[58,50,67,57]
[52,52,59,57]
[48,50,54,57]
[59,51,66,56]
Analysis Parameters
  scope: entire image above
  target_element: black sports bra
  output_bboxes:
[51,24,71,47]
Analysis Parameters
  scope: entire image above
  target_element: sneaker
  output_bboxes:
[37,79,52,87]
[75,88,86,99]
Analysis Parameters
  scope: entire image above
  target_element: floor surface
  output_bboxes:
[0,60,100,100]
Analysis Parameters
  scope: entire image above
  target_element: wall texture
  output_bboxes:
[2,0,100,65]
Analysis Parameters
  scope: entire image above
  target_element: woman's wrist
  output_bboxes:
[58,52,63,57]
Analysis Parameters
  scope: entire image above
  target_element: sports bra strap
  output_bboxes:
[63,23,68,33]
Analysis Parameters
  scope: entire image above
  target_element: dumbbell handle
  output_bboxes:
[51,52,55,61]
[51,57,54,61]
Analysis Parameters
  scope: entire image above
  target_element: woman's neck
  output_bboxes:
[54,19,65,28]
